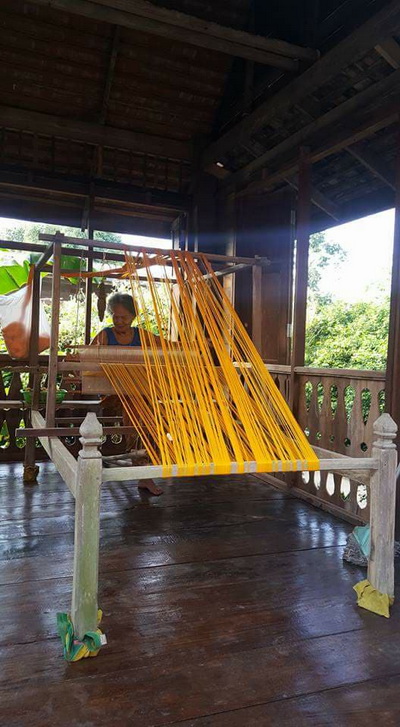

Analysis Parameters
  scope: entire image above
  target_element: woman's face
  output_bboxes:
[111,303,134,333]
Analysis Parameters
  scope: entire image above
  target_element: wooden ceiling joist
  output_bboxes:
[346,143,396,191]
[202,0,400,171]
[100,25,121,124]
[240,101,399,197]
[28,0,317,71]
[0,106,191,161]
[223,66,400,191]
[375,37,400,69]
[0,168,189,212]
[284,177,342,221]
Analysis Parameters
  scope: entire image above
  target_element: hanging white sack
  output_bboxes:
[0,275,51,359]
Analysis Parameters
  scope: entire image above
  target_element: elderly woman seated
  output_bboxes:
[91,292,162,496]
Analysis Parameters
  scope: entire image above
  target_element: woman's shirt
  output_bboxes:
[103,327,141,346]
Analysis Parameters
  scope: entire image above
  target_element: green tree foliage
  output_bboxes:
[2,221,122,246]
[305,298,389,370]
[305,232,390,371]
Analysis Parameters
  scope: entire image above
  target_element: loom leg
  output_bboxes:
[368,414,397,598]
[71,414,103,639]
[23,422,39,485]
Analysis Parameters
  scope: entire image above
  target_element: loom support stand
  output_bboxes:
[71,413,103,641]
[368,413,397,598]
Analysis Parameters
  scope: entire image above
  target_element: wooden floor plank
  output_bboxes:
[0,462,399,727]
[168,675,400,727]
[2,626,400,726]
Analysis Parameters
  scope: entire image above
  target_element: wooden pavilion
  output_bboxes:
[1,1,400,724]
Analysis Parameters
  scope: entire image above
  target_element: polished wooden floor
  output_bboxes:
[0,462,400,726]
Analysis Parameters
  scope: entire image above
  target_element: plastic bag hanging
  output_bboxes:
[0,273,51,359]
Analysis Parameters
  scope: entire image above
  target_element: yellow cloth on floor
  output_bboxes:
[354,579,394,618]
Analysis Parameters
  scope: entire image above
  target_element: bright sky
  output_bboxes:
[317,208,394,302]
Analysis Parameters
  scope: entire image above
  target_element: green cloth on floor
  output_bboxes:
[57,610,106,662]
[354,579,394,618]
[353,525,370,557]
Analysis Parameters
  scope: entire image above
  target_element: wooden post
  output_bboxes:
[290,146,311,412]
[385,123,400,424]
[23,265,41,483]
[29,266,41,411]
[385,120,400,533]
[222,192,236,351]
[72,413,103,639]
[252,262,263,354]
[45,241,61,427]
[368,413,397,597]
[84,225,94,345]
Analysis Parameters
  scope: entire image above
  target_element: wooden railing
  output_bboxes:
[0,354,126,462]
[268,364,386,524]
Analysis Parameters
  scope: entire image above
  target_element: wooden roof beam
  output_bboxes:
[100,26,120,124]
[202,0,400,172]
[28,0,318,71]
[239,102,399,197]
[0,106,191,162]
[223,67,400,191]
[346,142,396,191]
[375,38,400,69]
[284,176,342,221]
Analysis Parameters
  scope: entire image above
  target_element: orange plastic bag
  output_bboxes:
[0,282,51,359]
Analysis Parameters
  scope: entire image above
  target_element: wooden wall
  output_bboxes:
[234,189,294,364]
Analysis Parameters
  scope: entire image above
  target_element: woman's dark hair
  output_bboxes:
[107,293,136,316]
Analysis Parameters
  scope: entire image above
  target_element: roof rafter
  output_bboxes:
[346,142,396,191]
[100,25,121,125]
[375,37,400,69]
[222,67,400,191]
[284,176,342,221]
[28,0,317,71]
[202,0,400,172]
[239,101,399,197]
[0,106,192,161]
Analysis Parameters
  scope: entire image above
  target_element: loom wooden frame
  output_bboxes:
[14,233,398,647]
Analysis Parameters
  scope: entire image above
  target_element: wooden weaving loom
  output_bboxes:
[18,232,398,659]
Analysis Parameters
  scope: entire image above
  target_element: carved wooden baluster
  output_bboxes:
[7,372,23,458]
[334,380,347,455]
[317,378,329,449]
[308,379,320,446]
[365,382,381,450]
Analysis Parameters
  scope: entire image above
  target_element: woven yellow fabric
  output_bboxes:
[354,579,394,618]
[102,250,319,478]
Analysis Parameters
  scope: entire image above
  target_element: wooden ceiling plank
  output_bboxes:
[285,176,342,221]
[375,37,400,69]
[100,25,120,124]
[93,0,318,60]
[346,142,396,190]
[27,0,316,70]
[0,106,192,161]
[240,102,399,197]
[202,0,400,170]
[223,67,400,190]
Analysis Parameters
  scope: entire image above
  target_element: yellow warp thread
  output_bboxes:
[101,250,319,478]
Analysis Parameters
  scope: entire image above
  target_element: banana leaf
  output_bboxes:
[0,260,30,295]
